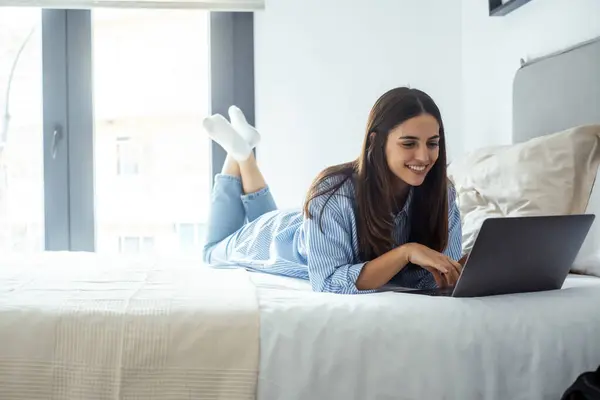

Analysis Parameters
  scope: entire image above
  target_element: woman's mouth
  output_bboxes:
[406,164,428,174]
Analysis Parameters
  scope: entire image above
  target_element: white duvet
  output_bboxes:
[1,252,600,400]
[252,273,600,400]
[0,252,259,400]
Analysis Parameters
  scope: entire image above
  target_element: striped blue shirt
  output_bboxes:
[223,176,462,294]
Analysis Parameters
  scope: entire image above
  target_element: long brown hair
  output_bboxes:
[303,87,449,260]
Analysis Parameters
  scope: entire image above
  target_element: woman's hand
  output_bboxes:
[400,243,463,288]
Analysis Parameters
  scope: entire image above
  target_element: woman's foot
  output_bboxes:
[203,114,252,161]
[228,105,261,149]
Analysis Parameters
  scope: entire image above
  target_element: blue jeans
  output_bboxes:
[202,174,277,263]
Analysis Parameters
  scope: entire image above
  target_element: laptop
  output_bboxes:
[379,214,595,298]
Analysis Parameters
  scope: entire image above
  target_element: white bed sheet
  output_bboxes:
[2,251,598,400]
[251,272,600,400]
[0,252,260,400]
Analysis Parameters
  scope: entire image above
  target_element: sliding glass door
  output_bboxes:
[0,7,254,254]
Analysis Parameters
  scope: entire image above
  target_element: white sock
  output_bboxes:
[203,114,252,161]
[228,105,261,149]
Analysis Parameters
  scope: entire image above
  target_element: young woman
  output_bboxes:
[202,87,463,294]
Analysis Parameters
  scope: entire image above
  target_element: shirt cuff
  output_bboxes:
[345,262,377,294]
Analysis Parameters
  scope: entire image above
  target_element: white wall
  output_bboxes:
[254,0,463,208]
[461,0,600,152]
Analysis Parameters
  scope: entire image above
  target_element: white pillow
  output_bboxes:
[448,124,600,276]
[572,173,600,276]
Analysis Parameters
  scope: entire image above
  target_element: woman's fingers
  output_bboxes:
[451,258,464,284]
[450,259,463,273]
[417,249,465,288]
[431,256,460,286]
[429,269,445,288]
[447,268,459,286]
[433,261,454,287]
[420,261,445,287]
[446,260,461,285]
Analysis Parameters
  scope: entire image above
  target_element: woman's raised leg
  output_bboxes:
[201,108,277,262]
[221,153,241,177]
[228,106,277,222]
[202,114,249,262]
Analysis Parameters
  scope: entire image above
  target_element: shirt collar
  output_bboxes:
[393,187,413,219]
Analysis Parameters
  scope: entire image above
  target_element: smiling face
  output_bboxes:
[384,113,440,187]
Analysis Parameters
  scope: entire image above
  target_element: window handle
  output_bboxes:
[52,126,63,159]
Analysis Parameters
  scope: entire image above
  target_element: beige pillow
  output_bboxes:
[448,125,600,273]
[572,168,600,276]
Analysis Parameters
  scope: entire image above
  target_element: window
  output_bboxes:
[118,235,155,254]
[0,9,254,253]
[116,136,141,176]
[175,222,206,252]
[0,9,44,252]
[93,9,211,254]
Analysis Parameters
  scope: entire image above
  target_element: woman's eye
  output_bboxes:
[427,142,440,148]
[400,142,415,148]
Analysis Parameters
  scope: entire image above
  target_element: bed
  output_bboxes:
[253,36,600,400]
[1,39,600,400]
[0,252,260,399]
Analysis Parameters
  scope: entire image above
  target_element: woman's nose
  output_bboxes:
[414,146,430,162]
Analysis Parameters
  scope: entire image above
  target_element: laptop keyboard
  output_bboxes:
[411,287,455,296]
[377,285,455,296]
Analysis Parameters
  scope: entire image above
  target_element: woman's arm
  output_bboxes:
[357,243,462,290]
[304,194,455,293]
[358,184,465,291]
[357,185,465,290]
[304,193,375,294]
[355,246,411,290]
[304,183,464,293]
[304,203,411,292]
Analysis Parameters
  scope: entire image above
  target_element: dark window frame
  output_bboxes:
[39,9,255,251]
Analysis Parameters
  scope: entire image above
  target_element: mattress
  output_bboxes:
[251,272,600,400]
[1,251,599,400]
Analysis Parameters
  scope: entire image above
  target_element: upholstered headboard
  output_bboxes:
[512,37,600,143]
[512,36,600,264]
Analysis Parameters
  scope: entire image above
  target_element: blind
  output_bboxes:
[1,0,264,10]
